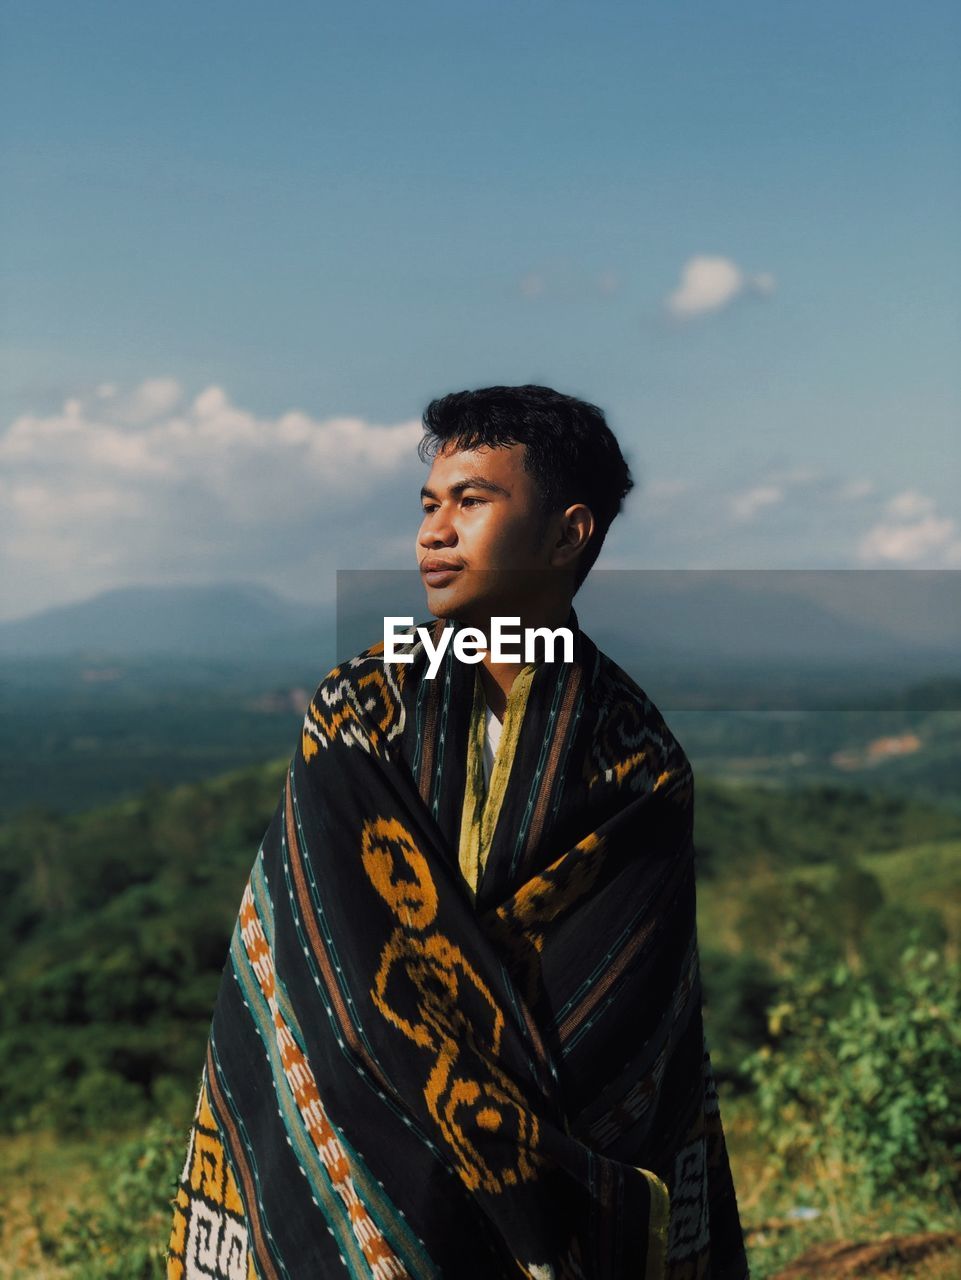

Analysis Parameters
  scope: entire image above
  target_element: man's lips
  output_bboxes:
[421,560,464,584]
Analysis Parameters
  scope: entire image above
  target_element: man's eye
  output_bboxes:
[462,497,483,507]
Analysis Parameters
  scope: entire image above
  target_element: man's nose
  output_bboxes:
[419,509,457,546]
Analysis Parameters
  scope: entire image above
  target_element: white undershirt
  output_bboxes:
[482,703,503,789]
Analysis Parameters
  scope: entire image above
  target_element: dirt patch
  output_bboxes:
[770,1231,961,1278]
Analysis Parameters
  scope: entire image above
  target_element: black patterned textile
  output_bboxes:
[167,607,749,1279]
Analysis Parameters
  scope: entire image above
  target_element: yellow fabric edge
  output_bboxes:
[457,671,489,898]
[480,663,536,854]
[636,1166,671,1279]
[457,663,537,898]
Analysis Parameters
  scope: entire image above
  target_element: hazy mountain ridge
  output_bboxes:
[3,576,958,666]
[0,582,333,661]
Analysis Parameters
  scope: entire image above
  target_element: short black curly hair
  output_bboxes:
[418,384,635,590]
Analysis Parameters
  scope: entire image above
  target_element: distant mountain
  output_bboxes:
[579,572,959,667]
[1,573,957,671]
[337,569,960,668]
[0,582,334,661]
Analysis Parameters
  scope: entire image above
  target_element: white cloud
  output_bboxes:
[612,463,851,566]
[884,488,936,520]
[96,376,183,425]
[613,463,960,571]
[0,378,424,620]
[857,509,961,566]
[836,478,874,501]
[729,483,784,522]
[665,255,776,319]
[850,486,961,566]
[2,382,421,483]
[4,379,959,622]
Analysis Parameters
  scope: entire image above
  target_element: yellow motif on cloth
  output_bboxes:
[457,663,536,899]
[167,1078,257,1280]
[361,812,548,1194]
[301,642,408,762]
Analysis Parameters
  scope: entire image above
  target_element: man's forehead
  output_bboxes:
[426,440,526,480]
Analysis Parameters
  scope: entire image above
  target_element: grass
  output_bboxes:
[2,1107,958,1279]
[696,837,961,959]
[0,1131,96,1279]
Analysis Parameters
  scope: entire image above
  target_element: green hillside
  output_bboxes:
[1,758,958,1277]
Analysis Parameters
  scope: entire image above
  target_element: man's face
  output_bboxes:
[416,441,559,624]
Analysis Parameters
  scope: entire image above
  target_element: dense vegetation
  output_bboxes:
[1,758,959,1277]
[0,759,288,1133]
[4,651,960,818]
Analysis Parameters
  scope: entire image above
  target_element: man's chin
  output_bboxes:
[422,583,466,619]
[422,583,489,625]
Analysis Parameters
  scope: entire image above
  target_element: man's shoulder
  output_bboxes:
[300,622,432,760]
[589,643,693,785]
[591,644,677,726]
[316,617,436,686]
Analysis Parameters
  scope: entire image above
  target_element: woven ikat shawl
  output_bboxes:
[167,608,749,1279]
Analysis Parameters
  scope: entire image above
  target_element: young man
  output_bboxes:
[168,386,750,1279]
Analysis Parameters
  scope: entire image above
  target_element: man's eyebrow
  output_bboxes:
[420,475,511,500]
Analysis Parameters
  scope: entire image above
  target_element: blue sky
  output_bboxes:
[1,1,959,620]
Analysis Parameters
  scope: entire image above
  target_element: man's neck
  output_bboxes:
[476,598,573,722]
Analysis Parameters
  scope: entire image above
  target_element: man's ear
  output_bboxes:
[552,504,594,568]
